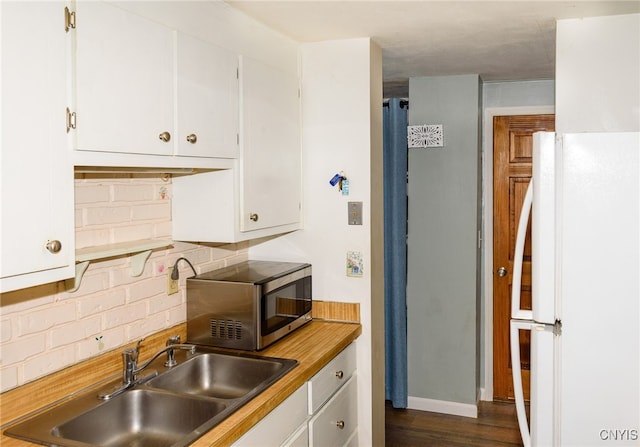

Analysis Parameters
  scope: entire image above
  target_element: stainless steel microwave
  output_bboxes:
[186,260,312,350]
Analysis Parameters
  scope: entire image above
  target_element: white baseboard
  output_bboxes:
[479,386,492,401]
[407,396,478,418]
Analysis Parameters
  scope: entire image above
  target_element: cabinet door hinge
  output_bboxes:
[66,107,77,133]
[64,6,76,33]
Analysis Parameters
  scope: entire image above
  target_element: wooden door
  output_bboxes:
[493,114,555,401]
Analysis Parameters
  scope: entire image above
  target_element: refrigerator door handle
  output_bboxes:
[511,319,534,447]
[511,179,534,321]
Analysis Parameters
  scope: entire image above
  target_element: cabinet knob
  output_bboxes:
[335,370,344,379]
[45,240,62,254]
[186,134,197,144]
[158,131,171,142]
[336,420,345,430]
[249,213,259,222]
[497,266,507,277]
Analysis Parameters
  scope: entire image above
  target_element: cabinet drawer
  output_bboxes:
[282,422,309,447]
[233,383,308,447]
[308,375,358,447]
[308,343,356,414]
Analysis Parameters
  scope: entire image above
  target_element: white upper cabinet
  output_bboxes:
[74,0,175,156]
[1,2,75,293]
[71,1,239,167]
[239,55,301,232]
[172,55,302,243]
[176,32,239,159]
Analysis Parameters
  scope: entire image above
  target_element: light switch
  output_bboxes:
[348,201,363,225]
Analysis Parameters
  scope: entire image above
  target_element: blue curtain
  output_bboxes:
[383,98,408,408]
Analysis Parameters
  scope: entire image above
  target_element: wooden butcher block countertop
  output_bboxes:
[0,320,362,446]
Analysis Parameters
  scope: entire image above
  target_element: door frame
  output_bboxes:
[481,105,554,401]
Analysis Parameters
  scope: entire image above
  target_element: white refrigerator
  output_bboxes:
[510,132,640,446]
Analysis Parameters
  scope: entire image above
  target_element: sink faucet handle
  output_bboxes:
[122,347,139,385]
[166,335,181,346]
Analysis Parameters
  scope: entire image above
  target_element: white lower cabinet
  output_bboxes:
[309,375,358,446]
[233,344,357,447]
[307,343,358,447]
[233,384,308,447]
[282,422,309,447]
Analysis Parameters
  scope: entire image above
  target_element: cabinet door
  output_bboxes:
[1,2,74,292]
[74,1,174,155]
[176,33,238,158]
[239,56,301,231]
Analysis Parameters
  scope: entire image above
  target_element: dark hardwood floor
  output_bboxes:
[385,400,525,446]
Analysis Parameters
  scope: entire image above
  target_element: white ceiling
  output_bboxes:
[225,1,640,95]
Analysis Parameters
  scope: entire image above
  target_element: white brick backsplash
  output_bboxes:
[50,316,102,348]
[77,289,126,318]
[148,293,182,315]
[18,302,76,336]
[195,260,226,275]
[1,334,46,366]
[1,319,12,342]
[182,247,212,265]
[1,366,19,393]
[131,202,170,221]
[75,228,111,248]
[85,206,131,226]
[23,345,76,383]
[75,184,110,204]
[167,303,187,327]
[127,313,167,341]
[103,302,147,329]
[111,264,152,287]
[0,285,56,313]
[129,277,166,303]
[75,209,83,227]
[154,220,172,238]
[113,184,155,202]
[78,327,126,361]
[112,223,156,243]
[60,271,110,299]
[0,176,249,392]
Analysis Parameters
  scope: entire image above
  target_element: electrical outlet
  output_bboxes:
[167,267,179,295]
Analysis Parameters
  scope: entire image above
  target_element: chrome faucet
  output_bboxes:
[100,338,196,400]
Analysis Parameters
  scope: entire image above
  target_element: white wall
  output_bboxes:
[556,14,640,133]
[249,38,382,446]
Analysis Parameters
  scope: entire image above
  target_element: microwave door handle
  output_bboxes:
[511,179,533,321]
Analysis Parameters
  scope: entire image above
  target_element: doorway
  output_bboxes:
[491,113,555,400]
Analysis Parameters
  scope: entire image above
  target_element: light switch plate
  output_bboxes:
[348,201,363,225]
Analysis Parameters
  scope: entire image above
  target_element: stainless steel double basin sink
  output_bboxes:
[5,347,297,447]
